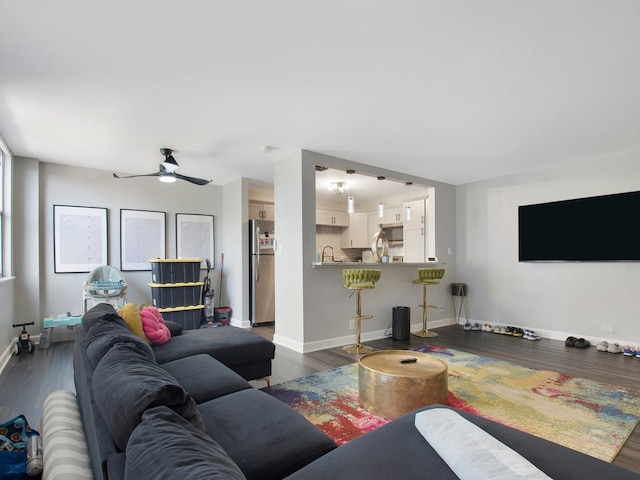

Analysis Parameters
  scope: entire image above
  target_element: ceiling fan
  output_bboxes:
[113,148,212,185]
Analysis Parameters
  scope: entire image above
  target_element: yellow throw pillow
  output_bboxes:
[119,303,151,344]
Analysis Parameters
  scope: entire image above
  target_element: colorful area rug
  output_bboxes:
[262,345,640,462]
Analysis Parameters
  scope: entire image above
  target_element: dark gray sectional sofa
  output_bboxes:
[74,303,336,480]
[74,303,640,480]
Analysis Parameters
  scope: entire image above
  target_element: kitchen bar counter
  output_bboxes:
[311,261,444,267]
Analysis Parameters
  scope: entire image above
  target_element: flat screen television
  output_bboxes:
[518,190,640,262]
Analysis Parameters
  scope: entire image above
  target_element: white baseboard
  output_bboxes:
[229,317,251,329]
[273,317,632,353]
[449,318,631,347]
[274,318,455,354]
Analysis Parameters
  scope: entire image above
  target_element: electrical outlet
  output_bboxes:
[349,319,355,330]
[601,323,615,333]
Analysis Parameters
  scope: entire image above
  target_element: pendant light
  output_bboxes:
[405,182,412,221]
[377,176,385,218]
[346,169,356,213]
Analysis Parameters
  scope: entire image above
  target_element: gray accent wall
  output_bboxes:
[273,150,457,352]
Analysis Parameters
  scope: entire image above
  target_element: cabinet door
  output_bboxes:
[404,199,425,229]
[384,206,404,224]
[316,210,349,226]
[249,203,262,220]
[404,224,425,262]
[316,210,333,225]
[332,211,350,227]
[341,212,369,248]
[262,204,275,221]
[404,199,426,262]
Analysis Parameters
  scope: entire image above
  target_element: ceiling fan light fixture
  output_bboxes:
[113,148,211,186]
[159,174,176,183]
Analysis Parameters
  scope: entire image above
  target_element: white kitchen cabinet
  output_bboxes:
[341,212,369,248]
[403,199,426,262]
[249,202,274,221]
[383,205,404,225]
[316,210,349,227]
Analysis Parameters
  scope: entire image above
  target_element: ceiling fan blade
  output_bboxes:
[113,172,161,179]
[174,172,212,185]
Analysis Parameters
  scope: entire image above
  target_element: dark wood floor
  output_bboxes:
[1,325,639,473]
[253,324,640,474]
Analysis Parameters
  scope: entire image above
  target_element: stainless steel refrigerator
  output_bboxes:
[249,219,275,325]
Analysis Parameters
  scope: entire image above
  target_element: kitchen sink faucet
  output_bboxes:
[322,246,335,262]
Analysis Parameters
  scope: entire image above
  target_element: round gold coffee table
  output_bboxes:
[358,350,448,419]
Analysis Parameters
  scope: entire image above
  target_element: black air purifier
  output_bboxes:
[392,306,410,341]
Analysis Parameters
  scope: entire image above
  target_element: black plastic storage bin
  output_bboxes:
[149,259,202,283]
[392,306,411,341]
[158,306,204,330]
[149,282,204,308]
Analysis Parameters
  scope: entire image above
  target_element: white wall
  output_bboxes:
[222,177,249,326]
[273,151,306,349]
[456,151,640,343]
[13,158,40,326]
[37,162,223,319]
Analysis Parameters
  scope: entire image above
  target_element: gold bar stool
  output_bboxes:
[412,268,445,338]
[343,269,381,354]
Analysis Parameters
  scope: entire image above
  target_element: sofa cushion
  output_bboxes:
[85,316,155,368]
[119,303,151,343]
[286,404,640,480]
[92,341,204,451]
[125,406,246,480]
[152,326,275,369]
[73,326,119,480]
[82,302,122,331]
[161,354,251,404]
[198,388,337,480]
[140,306,171,345]
[414,408,551,479]
[40,390,93,480]
[164,320,183,336]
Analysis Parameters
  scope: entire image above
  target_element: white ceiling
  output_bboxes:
[2,1,640,187]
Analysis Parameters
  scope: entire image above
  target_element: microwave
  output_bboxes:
[383,225,403,243]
